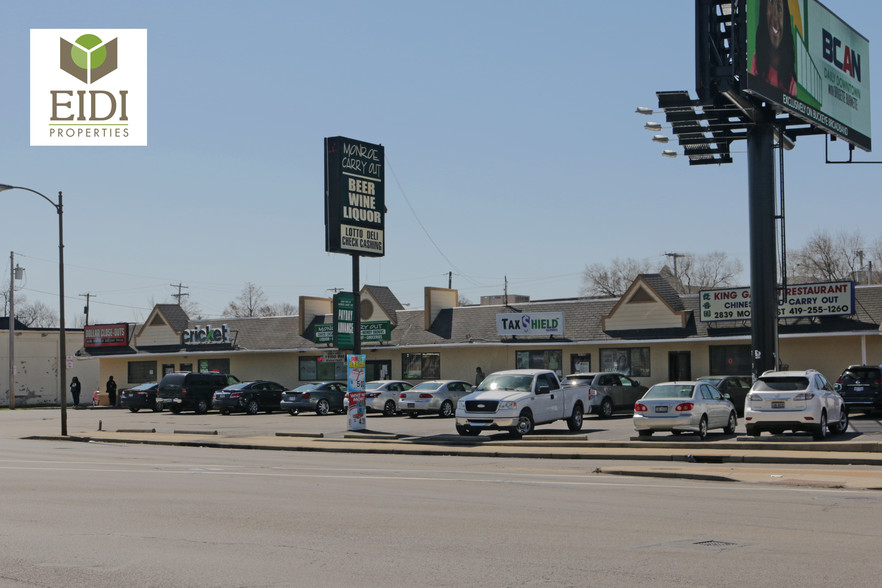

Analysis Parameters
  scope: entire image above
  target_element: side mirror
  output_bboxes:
[723,393,731,400]
[834,383,842,391]
[536,385,550,395]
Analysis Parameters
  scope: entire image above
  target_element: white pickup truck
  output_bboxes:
[455,369,590,436]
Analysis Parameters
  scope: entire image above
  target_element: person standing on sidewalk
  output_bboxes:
[70,377,82,407]
[106,375,117,407]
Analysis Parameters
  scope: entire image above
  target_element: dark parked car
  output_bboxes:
[120,382,161,413]
[562,372,647,418]
[212,380,287,415]
[281,382,347,415]
[156,372,240,414]
[697,375,753,416]
[835,365,882,414]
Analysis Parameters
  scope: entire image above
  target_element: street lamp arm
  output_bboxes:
[0,184,60,211]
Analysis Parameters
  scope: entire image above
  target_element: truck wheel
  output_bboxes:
[513,411,534,436]
[245,399,260,415]
[195,399,209,414]
[598,398,614,419]
[567,404,584,431]
[439,400,454,418]
[456,424,480,436]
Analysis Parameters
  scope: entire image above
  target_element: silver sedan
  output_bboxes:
[398,380,475,418]
[633,381,737,440]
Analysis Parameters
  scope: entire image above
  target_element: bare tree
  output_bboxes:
[262,302,297,316]
[581,257,655,297]
[677,251,744,293]
[223,282,271,318]
[789,229,865,282]
[15,300,59,327]
[582,252,744,297]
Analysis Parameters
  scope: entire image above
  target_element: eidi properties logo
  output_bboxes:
[30,29,147,146]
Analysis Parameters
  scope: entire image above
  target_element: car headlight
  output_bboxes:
[457,400,465,410]
[498,401,518,410]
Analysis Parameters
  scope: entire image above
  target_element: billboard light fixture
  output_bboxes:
[662,150,678,158]
[644,122,663,131]
[635,106,654,115]
[652,135,670,144]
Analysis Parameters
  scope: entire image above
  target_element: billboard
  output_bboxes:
[324,136,385,256]
[744,0,871,150]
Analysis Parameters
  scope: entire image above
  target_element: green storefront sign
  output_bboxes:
[315,321,390,344]
[333,292,355,349]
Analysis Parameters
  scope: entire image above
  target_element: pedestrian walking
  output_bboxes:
[475,367,485,386]
[70,376,81,407]
[106,375,117,407]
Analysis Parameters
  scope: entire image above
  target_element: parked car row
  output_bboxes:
[633,369,849,441]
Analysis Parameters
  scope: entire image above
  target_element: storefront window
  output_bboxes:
[709,345,751,375]
[600,348,650,377]
[300,358,346,381]
[127,360,157,384]
[402,353,440,380]
[570,354,591,373]
[198,358,230,373]
[515,350,562,375]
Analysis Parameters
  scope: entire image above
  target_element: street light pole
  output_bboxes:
[0,185,67,435]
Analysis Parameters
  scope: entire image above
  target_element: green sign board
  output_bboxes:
[314,321,390,344]
[333,292,355,349]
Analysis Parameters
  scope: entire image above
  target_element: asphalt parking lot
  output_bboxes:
[49,405,882,442]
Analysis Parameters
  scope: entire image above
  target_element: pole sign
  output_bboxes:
[333,292,355,349]
[324,136,385,256]
[346,354,366,431]
[699,281,854,322]
[743,0,871,150]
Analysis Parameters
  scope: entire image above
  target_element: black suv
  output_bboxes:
[157,372,239,414]
[835,365,882,414]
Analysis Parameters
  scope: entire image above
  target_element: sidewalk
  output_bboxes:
[27,427,882,491]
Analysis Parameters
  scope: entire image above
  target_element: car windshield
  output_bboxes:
[644,384,694,399]
[476,374,533,392]
[753,377,809,391]
[223,382,250,391]
[412,382,443,391]
[843,368,881,382]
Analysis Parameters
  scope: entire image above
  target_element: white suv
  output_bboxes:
[744,369,848,440]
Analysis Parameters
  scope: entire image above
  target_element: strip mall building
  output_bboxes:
[71,275,881,396]
[3,275,880,405]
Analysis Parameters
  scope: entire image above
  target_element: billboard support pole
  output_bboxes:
[747,113,779,378]
[352,255,361,355]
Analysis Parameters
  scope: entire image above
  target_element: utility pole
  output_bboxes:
[8,252,23,410]
[664,252,687,278]
[79,292,96,326]
[170,283,189,305]
[448,271,452,289]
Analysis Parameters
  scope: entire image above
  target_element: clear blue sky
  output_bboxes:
[2,0,879,325]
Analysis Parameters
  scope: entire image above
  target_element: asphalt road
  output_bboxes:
[3,433,882,588]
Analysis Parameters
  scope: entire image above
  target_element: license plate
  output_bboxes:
[854,387,864,392]
[407,403,414,408]
[655,406,668,413]
[772,401,785,409]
